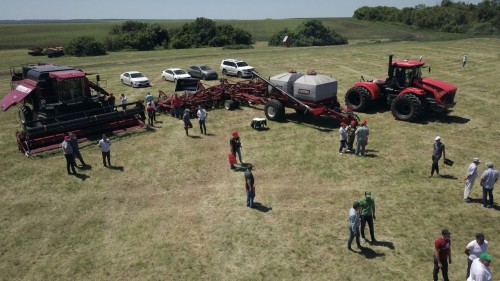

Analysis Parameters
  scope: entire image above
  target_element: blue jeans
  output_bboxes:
[233,147,242,163]
[199,119,206,134]
[482,187,494,207]
[356,139,366,156]
[247,191,254,208]
[64,154,76,174]
[347,227,360,249]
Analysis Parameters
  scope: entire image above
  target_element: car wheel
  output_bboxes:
[237,72,243,78]
[201,74,206,80]
[121,79,124,85]
[162,76,167,81]
[174,78,177,83]
[222,69,227,76]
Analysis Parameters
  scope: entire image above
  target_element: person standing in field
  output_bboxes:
[429,136,446,178]
[98,134,111,167]
[347,201,362,251]
[230,131,243,164]
[462,55,467,67]
[197,105,207,135]
[338,122,347,154]
[171,93,182,119]
[61,135,77,175]
[346,120,357,153]
[359,191,376,244]
[464,158,480,203]
[182,108,192,136]
[69,132,86,167]
[480,162,499,208]
[433,228,452,281]
[120,93,127,110]
[467,253,492,281]
[464,233,489,280]
[355,119,369,156]
[146,102,155,127]
[244,165,255,208]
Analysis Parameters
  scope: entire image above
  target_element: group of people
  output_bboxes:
[347,191,377,251]
[61,133,112,175]
[182,105,208,136]
[338,119,369,156]
[463,158,499,208]
[433,229,494,281]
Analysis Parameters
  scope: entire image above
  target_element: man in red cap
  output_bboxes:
[230,131,243,167]
[346,120,357,153]
[355,120,369,156]
[338,122,347,154]
[61,135,77,175]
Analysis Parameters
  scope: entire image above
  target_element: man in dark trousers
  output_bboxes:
[244,165,255,208]
[433,228,452,281]
[69,132,86,167]
[61,135,77,175]
[430,136,446,178]
[359,191,376,244]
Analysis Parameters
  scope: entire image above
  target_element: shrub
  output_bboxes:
[65,36,106,57]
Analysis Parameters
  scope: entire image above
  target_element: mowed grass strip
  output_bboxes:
[0,37,498,280]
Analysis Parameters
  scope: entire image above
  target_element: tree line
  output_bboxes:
[353,0,500,35]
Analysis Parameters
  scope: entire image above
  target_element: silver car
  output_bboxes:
[187,65,218,80]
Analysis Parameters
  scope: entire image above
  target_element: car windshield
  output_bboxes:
[236,62,248,67]
[131,73,144,78]
[174,70,186,74]
[200,66,211,70]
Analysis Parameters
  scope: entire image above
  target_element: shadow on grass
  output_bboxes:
[187,135,202,139]
[285,113,339,132]
[358,246,386,259]
[469,198,499,211]
[373,240,395,249]
[234,163,253,172]
[107,165,124,172]
[252,202,272,212]
[439,174,458,180]
[72,172,90,181]
[77,164,92,170]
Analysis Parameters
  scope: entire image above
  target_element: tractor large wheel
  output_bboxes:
[264,100,285,121]
[391,94,423,121]
[345,86,371,112]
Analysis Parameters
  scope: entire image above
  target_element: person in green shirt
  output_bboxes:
[359,191,377,244]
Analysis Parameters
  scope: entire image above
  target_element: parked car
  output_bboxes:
[187,65,218,80]
[162,68,191,82]
[120,71,150,88]
[220,59,255,78]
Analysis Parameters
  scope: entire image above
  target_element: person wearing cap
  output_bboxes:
[355,120,369,156]
[464,158,481,203]
[467,252,492,281]
[244,165,255,208]
[480,162,499,208]
[68,132,86,167]
[97,134,111,167]
[347,201,362,251]
[61,135,77,175]
[171,93,182,119]
[430,136,446,178]
[230,131,243,164]
[359,191,376,244]
[338,122,347,154]
[346,120,357,153]
[182,109,192,136]
[433,228,452,281]
[465,233,489,279]
[146,102,155,127]
[120,93,127,110]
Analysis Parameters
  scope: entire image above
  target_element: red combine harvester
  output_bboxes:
[156,70,358,125]
[1,63,145,155]
[345,55,457,121]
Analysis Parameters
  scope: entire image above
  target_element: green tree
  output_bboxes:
[65,36,106,57]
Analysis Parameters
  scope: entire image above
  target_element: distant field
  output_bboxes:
[0,18,471,49]
[0,33,498,280]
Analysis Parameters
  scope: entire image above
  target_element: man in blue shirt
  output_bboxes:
[480,162,499,208]
[348,201,362,251]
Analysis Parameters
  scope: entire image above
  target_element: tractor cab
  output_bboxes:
[388,59,425,89]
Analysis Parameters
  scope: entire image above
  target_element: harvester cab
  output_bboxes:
[1,63,145,155]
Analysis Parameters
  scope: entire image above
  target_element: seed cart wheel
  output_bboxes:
[391,93,422,121]
[345,86,371,112]
[224,100,236,110]
[264,100,285,121]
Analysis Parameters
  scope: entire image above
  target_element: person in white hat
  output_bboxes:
[480,162,499,208]
[429,136,446,178]
[464,158,480,203]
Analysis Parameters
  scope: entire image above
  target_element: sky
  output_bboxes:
[0,0,484,20]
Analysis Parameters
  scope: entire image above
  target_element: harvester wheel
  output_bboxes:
[391,93,422,121]
[345,86,371,112]
[224,100,236,110]
[264,100,285,121]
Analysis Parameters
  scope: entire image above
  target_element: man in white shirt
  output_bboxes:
[465,233,489,279]
[464,158,480,203]
[467,252,492,281]
[97,134,111,167]
[197,105,207,135]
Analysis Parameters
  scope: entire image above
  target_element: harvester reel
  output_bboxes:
[264,100,285,121]
[391,93,423,121]
[345,86,371,112]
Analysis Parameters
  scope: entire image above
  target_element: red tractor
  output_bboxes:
[345,55,457,121]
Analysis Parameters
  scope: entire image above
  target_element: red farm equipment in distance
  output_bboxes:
[344,55,457,121]
[1,63,145,155]
[156,70,359,125]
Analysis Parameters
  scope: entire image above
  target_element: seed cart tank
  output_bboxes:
[268,70,304,96]
[293,70,338,103]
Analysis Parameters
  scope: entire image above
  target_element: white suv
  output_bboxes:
[220,59,255,78]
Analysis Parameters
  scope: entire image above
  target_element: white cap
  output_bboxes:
[435,136,441,141]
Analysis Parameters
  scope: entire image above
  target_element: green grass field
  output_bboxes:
[0,24,498,280]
